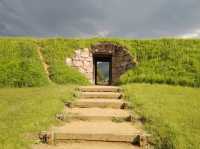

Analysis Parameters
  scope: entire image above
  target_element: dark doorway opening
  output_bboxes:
[93,55,112,85]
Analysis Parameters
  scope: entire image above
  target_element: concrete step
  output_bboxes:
[76,98,124,101]
[32,142,140,149]
[66,99,128,109]
[46,121,148,146]
[79,86,122,92]
[64,107,131,121]
[79,92,123,99]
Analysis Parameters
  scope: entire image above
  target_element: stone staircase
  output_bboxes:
[34,86,150,149]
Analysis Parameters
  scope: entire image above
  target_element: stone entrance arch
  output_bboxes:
[66,42,135,85]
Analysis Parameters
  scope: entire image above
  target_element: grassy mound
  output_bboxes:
[123,83,200,149]
[1,38,199,87]
[0,39,49,87]
[121,39,200,87]
[37,38,200,88]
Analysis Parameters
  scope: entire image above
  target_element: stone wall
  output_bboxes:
[66,43,136,84]
[66,48,94,83]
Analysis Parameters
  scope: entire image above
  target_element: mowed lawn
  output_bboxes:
[123,83,200,149]
[0,85,75,149]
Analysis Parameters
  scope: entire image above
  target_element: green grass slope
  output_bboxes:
[39,39,90,85]
[124,83,200,149]
[121,39,200,87]
[0,85,75,149]
[0,39,49,87]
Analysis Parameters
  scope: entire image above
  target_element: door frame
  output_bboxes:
[93,54,112,85]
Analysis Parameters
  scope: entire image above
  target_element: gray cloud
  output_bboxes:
[0,0,200,38]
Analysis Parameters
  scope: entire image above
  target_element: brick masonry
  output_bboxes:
[66,42,136,84]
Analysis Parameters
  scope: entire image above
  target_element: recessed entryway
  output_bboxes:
[65,42,135,85]
[94,55,112,85]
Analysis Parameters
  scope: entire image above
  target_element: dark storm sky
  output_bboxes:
[0,0,200,38]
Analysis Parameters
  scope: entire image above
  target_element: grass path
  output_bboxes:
[123,83,200,149]
[36,47,51,82]
[0,85,75,149]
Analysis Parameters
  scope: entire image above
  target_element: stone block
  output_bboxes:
[74,61,83,67]
[81,52,89,58]
[66,58,72,66]
[83,48,89,52]
[75,49,81,55]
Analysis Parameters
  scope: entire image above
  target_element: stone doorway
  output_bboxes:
[66,42,136,85]
[93,55,112,85]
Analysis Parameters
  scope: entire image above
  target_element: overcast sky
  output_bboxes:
[0,0,200,38]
